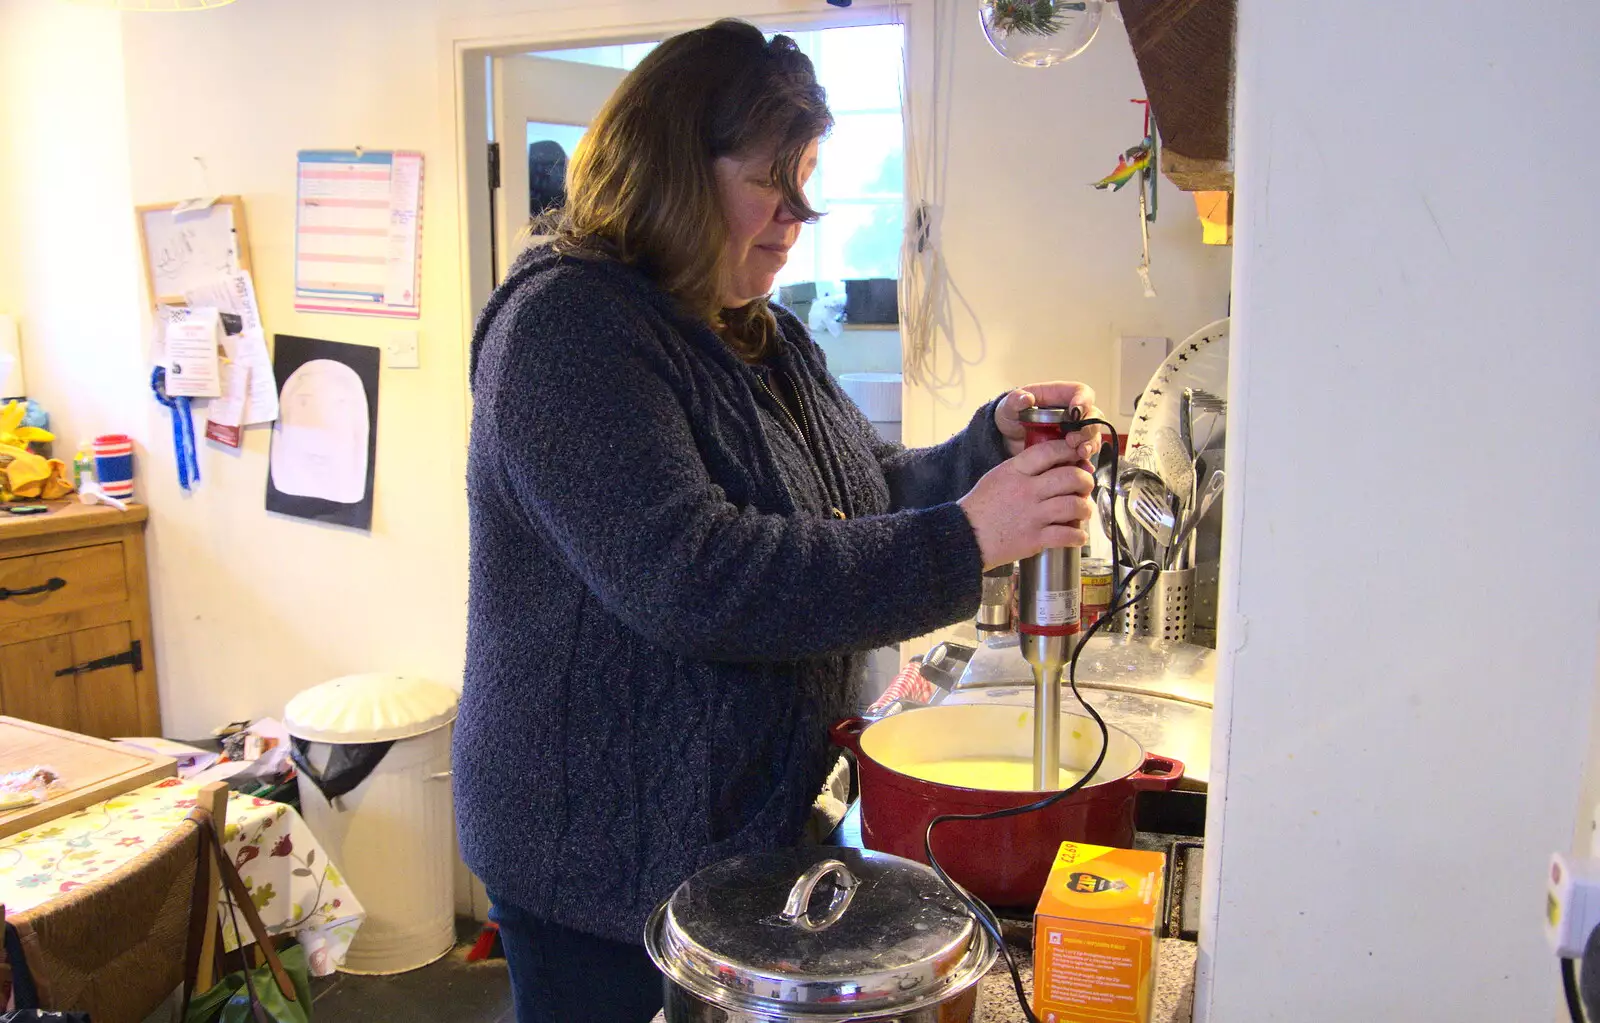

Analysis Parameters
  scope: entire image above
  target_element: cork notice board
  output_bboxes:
[136,196,254,309]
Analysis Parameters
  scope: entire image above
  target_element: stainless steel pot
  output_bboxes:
[645,847,995,1022]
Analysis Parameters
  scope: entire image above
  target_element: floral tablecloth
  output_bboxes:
[0,778,365,976]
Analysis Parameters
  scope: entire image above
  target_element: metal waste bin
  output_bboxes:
[285,673,459,974]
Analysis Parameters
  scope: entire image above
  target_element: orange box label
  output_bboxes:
[1033,843,1165,1023]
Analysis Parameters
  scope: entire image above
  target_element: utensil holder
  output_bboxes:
[1122,567,1194,643]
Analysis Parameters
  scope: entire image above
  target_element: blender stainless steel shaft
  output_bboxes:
[1016,406,1084,791]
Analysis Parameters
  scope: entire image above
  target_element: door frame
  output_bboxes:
[441,0,913,422]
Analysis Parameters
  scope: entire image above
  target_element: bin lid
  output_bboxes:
[285,673,459,743]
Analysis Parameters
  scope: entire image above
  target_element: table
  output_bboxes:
[0,778,365,976]
[0,717,175,839]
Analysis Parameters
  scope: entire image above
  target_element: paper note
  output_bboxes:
[205,363,250,447]
[164,307,222,397]
[184,269,262,334]
[384,153,423,307]
[221,328,278,424]
[295,150,424,318]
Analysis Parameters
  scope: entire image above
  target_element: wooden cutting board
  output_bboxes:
[0,716,176,839]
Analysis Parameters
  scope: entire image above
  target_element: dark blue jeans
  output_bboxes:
[488,892,665,1023]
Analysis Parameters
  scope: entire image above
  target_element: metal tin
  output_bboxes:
[976,562,1014,635]
[645,847,995,1021]
[1081,557,1114,630]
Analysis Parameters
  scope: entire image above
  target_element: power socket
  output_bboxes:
[1546,852,1600,957]
[385,330,420,369]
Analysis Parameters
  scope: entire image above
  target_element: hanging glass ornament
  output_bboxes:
[979,0,1103,68]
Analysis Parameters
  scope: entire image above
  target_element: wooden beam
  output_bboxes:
[1161,150,1234,193]
[1121,0,1237,192]
[196,781,229,991]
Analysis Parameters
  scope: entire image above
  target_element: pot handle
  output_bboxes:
[1129,754,1185,791]
[780,859,859,933]
[829,716,868,756]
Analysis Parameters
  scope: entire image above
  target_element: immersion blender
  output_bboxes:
[1016,406,1085,791]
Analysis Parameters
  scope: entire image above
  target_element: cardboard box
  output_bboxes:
[1033,842,1167,1023]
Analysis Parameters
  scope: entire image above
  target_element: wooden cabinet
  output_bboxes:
[0,503,157,738]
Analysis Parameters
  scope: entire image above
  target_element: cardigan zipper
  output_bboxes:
[758,373,847,520]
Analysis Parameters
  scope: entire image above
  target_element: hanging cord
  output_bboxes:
[924,417,1160,1023]
[1566,956,1586,1023]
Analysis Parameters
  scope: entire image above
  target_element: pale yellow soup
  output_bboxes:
[891,756,1086,792]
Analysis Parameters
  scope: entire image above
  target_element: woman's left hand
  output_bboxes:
[995,383,1103,460]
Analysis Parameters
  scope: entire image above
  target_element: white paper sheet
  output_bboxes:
[222,328,279,425]
[184,269,263,334]
[164,307,222,397]
[112,737,221,779]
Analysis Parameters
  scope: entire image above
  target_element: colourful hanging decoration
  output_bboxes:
[1091,100,1160,297]
[1092,142,1152,192]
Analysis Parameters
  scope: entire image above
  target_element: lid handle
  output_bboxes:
[779,858,859,933]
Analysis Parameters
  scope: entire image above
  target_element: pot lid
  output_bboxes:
[646,847,993,1015]
[284,674,458,744]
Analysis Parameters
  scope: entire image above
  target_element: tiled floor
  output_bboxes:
[312,920,513,1023]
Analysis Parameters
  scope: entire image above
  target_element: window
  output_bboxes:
[776,24,906,292]
[531,24,907,295]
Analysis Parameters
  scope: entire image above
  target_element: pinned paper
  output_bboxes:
[205,362,250,447]
[222,328,279,425]
[184,269,263,334]
[171,196,221,215]
[164,307,222,397]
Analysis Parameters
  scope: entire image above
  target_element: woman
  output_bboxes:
[456,19,1100,1023]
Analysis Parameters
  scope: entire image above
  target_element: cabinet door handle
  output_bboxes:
[0,577,66,600]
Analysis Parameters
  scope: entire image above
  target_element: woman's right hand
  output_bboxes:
[957,440,1095,570]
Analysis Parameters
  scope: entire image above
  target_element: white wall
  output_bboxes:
[1199,3,1600,1021]
[899,1,1232,445]
[0,1,147,471]
[107,0,471,737]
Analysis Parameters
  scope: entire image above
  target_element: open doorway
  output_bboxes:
[471,23,908,386]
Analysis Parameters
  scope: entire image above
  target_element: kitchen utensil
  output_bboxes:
[1125,568,1195,643]
[1188,387,1228,451]
[1096,482,1122,552]
[1117,464,1164,563]
[646,846,995,1023]
[1016,406,1084,791]
[1115,491,1144,564]
[1169,470,1225,570]
[1128,479,1178,551]
[1151,426,1195,514]
[831,705,1183,907]
[1129,318,1229,495]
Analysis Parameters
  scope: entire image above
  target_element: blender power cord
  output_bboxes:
[923,418,1162,1023]
[1566,956,1585,1023]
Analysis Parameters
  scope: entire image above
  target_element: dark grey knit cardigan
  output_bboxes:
[455,246,1009,944]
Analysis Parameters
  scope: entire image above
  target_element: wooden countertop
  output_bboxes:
[0,501,147,542]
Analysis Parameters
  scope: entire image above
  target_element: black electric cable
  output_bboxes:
[1566,956,1586,1023]
[922,417,1161,1023]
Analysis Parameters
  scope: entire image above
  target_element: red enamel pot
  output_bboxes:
[831,703,1183,908]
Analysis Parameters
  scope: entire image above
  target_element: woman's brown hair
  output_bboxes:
[538,19,832,361]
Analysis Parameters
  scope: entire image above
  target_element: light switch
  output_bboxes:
[1113,335,1169,417]
[385,330,420,369]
